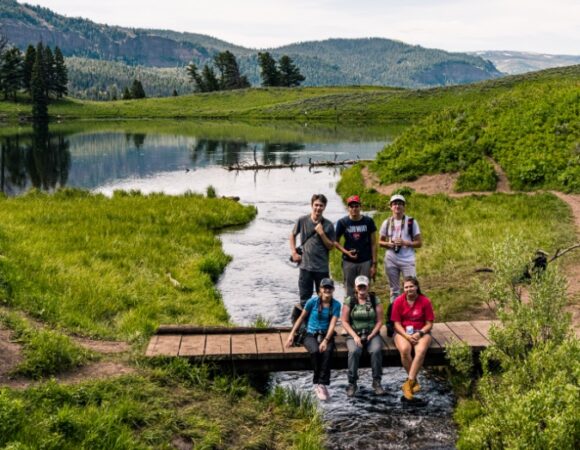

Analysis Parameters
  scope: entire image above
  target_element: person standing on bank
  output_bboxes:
[290,194,336,308]
[392,276,434,401]
[285,278,341,401]
[341,275,385,397]
[379,194,422,303]
[335,195,378,299]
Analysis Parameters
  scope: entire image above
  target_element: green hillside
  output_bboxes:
[370,65,580,192]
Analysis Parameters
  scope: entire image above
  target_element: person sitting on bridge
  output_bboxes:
[285,278,341,401]
[341,275,385,397]
[391,276,434,401]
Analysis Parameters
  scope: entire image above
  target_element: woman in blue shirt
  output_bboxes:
[285,278,341,401]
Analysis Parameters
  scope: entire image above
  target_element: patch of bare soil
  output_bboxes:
[73,337,131,354]
[0,325,23,386]
[363,165,580,331]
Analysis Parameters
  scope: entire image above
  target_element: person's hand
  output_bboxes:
[354,336,363,348]
[346,249,358,260]
[319,340,328,352]
[291,251,302,263]
[409,332,420,345]
[285,334,294,349]
[393,237,403,247]
[314,222,324,235]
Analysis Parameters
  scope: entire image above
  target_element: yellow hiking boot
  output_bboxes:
[401,379,414,400]
[412,380,421,394]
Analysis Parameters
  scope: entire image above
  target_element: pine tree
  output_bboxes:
[201,64,219,92]
[0,47,23,101]
[130,79,146,99]
[278,55,305,87]
[53,47,68,98]
[122,86,132,100]
[186,62,205,92]
[214,51,249,90]
[172,89,178,96]
[22,44,35,93]
[31,45,48,120]
[258,52,279,87]
[43,45,56,98]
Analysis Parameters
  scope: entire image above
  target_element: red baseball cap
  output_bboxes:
[346,195,361,205]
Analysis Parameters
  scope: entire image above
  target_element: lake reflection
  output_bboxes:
[0,121,398,195]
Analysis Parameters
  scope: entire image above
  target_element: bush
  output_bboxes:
[455,158,498,192]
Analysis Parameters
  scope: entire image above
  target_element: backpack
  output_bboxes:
[346,292,377,323]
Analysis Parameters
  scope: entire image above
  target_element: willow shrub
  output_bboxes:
[454,241,579,450]
[0,189,256,341]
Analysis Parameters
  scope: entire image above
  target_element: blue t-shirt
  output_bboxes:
[304,296,341,334]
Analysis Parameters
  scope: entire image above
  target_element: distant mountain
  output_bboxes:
[0,0,502,98]
[472,51,580,75]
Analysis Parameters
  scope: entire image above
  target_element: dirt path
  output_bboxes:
[362,165,580,332]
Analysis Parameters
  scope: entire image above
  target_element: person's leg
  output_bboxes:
[358,260,372,280]
[386,263,402,302]
[394,333,413,374]
[401,263,417,279]
[346,337,362,385]
[408,335,432,381]
[303,335,321,384]
[342,261,357,299]
[318,339,335,386]
[298,269,315,307]
[367,335,384,382]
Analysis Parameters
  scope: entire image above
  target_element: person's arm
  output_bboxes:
[404,233,422,249]
[284,308,309,348]
[368,303,384,340]
[370,231,377,278]
[334,240,357,259]
[378,220,394,249]
[315,221,335,250]
[409,320,432,344]
[289,231,302,263]
[320,314,339,352]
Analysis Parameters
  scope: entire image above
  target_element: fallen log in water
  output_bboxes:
[225,158,373,171]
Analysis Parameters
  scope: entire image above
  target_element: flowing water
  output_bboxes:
[1,121,456,449]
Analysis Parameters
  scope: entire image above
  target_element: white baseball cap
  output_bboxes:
[390,194,406,204]
[354,275,369,287]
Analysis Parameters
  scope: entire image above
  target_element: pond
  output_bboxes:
[0,120,456,449]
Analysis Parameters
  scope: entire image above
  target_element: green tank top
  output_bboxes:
[345,296,377,332]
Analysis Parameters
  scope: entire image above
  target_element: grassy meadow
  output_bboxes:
[335,164,577,319]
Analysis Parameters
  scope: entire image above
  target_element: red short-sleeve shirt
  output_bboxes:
[391,293,435,330]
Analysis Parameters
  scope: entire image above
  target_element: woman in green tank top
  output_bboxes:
[341,275,385,397]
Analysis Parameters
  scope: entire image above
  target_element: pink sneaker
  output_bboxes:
[314,384,328,401]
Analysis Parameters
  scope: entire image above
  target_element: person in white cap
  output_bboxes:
[379,194,422,302]
[341,275,385,397]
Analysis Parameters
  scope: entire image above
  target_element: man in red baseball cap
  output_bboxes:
[335,195,378,298]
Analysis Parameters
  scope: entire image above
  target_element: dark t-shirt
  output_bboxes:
[335,215,377,263]
[292,215,336,272]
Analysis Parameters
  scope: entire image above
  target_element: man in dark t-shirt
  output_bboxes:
[290,194,336,306]
[335,195,377,298]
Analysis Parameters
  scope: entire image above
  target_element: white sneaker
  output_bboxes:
[314,384,328,401]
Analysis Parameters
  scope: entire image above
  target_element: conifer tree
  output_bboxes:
[201,64,219,92]
[278,55,305,87]
[31,45,48,120]
[186,62,205,92]
[0,47,23,101]
[122,86,132,100]
[43,45,55,98]
[258,52,279,87]
[130,79,146,99]
[214,51,250,90]
[22,44,35,93]
[53,47,68,98]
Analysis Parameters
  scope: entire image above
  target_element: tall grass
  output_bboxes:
[0,189,256,342]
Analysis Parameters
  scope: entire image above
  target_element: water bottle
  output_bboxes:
[406,325,414,335]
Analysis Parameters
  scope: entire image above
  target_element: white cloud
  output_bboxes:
[19,0,580,53]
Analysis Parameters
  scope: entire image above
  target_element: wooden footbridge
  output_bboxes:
[146,320,498,371]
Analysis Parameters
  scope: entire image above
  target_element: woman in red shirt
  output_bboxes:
[391,276,434,400]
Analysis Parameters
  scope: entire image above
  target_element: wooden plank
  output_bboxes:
[470,320,500,341]
[255,333,284,359]
[145,335,181,357]
[204,334,231,357]
[231,334,258,359]
[179,335,206,357]
[446,322,489,348]
[378,325,396,350]
[280,332,308,354]
[431,323,460,347]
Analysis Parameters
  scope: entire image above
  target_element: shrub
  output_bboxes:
[455,158,498,192]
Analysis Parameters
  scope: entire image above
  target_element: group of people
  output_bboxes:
[285,193,434,401]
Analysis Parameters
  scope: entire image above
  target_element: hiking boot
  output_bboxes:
[346,384,357,397]
[402,379,414,400]
[372,380,385,395]
[412,379,421,394]
[315,384,328,401]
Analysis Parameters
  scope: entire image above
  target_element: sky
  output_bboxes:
[20,0,580,54]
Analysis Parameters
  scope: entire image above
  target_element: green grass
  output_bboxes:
[371,66,580,192]
[0,189,257,342]
[336,164,577,320]
[2,66,577,124]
